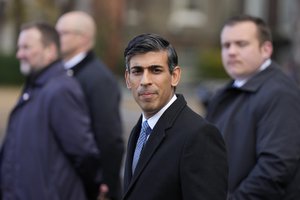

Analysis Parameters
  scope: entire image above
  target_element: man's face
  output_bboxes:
[56,18,83,60]
[125,51,181,118]
[16,28,49,75]
[220,21,272,80]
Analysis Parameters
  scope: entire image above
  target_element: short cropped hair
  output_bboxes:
[21,21,61,55]
[222,15,272,45]
[124,33,178,73]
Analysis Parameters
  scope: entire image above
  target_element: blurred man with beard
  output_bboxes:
[0,21,100,200]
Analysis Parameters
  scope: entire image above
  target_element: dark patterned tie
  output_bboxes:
[132,120,152,173]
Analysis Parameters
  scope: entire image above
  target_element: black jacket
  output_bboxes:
[68,51,124,200]
[123,94,228,200]
[206,62,300,200]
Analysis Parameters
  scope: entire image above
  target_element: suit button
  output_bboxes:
[67,69,74,77]
[22,93,30,101]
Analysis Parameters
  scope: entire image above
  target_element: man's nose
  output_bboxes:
[16,49,24,60]
[140,70,151,85]
[227,44,238,54]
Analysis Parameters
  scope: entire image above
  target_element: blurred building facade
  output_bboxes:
[123,0,299,83]
[0,0,299,83]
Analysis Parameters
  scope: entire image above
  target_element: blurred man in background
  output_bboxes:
[206,15,300,199]
[0,21,100,200]
[56,11,124,200]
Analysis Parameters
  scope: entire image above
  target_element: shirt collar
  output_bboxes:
[142,94,177,129]
[63,52,87,69]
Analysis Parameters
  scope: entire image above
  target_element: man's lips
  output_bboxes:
[138,91,156,99]
[227,60,241,65]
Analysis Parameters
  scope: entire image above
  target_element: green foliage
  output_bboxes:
[197,49,229,79]
[0,54,23,85]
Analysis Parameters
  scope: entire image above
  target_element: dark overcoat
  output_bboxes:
[0,61,100,200]
[67,51,124,200]
[123,94,228,200]
[206,62,300,200]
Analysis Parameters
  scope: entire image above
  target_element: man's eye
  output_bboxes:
[222,43,230,49]
[131,69,142,75]
[238,41,248,47]
[152,68,162,74]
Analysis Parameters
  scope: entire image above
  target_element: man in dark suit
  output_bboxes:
[56,11,124,200]
[123,33,228,200]
[206,15,300,199]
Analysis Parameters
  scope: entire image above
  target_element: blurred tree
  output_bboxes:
[33,0,60,23]
[0,0,5,21]
[57,0,75,14]
[0,0,6,43]
[10,0,26,45]
[7,0,76,46]
[91,0,125,74]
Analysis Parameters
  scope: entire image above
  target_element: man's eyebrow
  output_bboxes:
[129,66,143,71]
[149,65,163,68]
[130,65,163,69]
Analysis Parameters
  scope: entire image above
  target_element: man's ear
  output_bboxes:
[125,70,131,89]
[261,41,273,59]
[45,43,57,61]
[171,66,181,87]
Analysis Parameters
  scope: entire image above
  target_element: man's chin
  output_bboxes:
[20,63,31,76]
